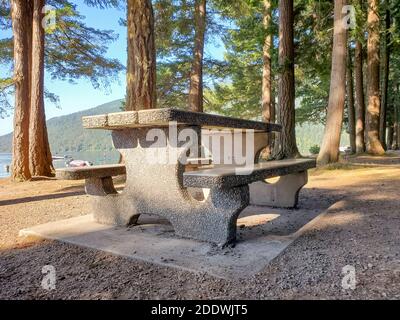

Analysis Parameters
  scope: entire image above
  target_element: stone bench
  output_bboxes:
[56,108,317,245]
[184,159,315,208]
[56,164,126,198]
[56,164,126,180]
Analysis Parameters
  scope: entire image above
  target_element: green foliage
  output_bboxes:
[0,77,13,118]
[154,0,225,109]
[45,1,124,89]
[153,0,195,108]
[205,0,335,125]
[83,0,121,9]
[296,123,349,155]
[294,0,333,124]
[386,0,400,126]
[0,0,124,114]
[309,144,320,155]
[0,0,10,30]
[206,0,277,119]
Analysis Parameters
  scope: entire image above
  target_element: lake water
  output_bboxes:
[0,151,120,179]
[0,153,12,178]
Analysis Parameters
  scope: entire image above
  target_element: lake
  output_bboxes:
[0,151,120,179]
[0,153,12,178]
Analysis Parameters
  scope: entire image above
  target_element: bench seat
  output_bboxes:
[56,164,126,180]
[183,159,316,188]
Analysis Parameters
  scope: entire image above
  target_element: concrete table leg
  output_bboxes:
[249,171,308,208]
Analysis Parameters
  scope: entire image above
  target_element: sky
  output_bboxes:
[0,2,226,136]
[0,3,126,135]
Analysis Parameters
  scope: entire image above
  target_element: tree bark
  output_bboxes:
[347,47,356,154]
[261,0,273,157]
[387,123,393,150]
[29,0,54,177]
[188,0,206,113]
[379,4,390,150]
[11,0,32,181]
[354,40,366,153]
[397,85,400,149]
[317,0,348,165]
[366,0,385,155]
[273,0,299,159]
[393,105,399,150]
[126,0,156,111]
[262,0,272,123]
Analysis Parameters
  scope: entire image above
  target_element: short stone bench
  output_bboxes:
[56,164,126,180]
[56,108,316,245]
[56,164,126,198]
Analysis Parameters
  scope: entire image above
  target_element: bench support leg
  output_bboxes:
[85,177,141,226]
[169,185,249,245]
[249,171,308,208]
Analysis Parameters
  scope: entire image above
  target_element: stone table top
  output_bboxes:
[82,108,282,132]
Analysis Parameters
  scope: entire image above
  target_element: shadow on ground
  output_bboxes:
[0,168,399,299]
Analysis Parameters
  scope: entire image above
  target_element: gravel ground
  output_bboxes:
[0,160,399,300]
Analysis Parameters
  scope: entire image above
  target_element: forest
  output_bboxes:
[1,0,400,181]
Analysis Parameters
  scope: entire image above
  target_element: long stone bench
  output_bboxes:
[56,108,316,245]
[184,159,315,208]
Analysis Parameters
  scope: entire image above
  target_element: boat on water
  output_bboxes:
[65,158,93,168]
[52,156,65,160]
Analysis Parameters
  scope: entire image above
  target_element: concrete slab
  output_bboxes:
[19,206,323,279]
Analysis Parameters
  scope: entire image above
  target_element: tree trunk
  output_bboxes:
[397,85,400,149]
[347,47,356,154]
[188,0,206,113]
[379,4,390,150]
[126,0,156,111]
[29,0,54,177]
[10,0,32,182]
[317,0,348,165]
[261,0,273,157]
[273,0,299,159]
[354,40,366,153]
[366,0,385,155]
[262,0,272,123]
[393,105,399,150]
[387,123,393,150]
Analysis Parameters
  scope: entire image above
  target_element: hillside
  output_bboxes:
[0,100,349,155]
[0,100,123,154]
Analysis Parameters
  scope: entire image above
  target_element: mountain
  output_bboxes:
[0,99,123,154]
[0,99,349,155]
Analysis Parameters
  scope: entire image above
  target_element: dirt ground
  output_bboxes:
[0,155,399,300]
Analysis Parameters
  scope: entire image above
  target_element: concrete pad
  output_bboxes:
[19,206,323,279]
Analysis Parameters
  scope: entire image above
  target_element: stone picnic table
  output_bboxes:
[57,108,316,245]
